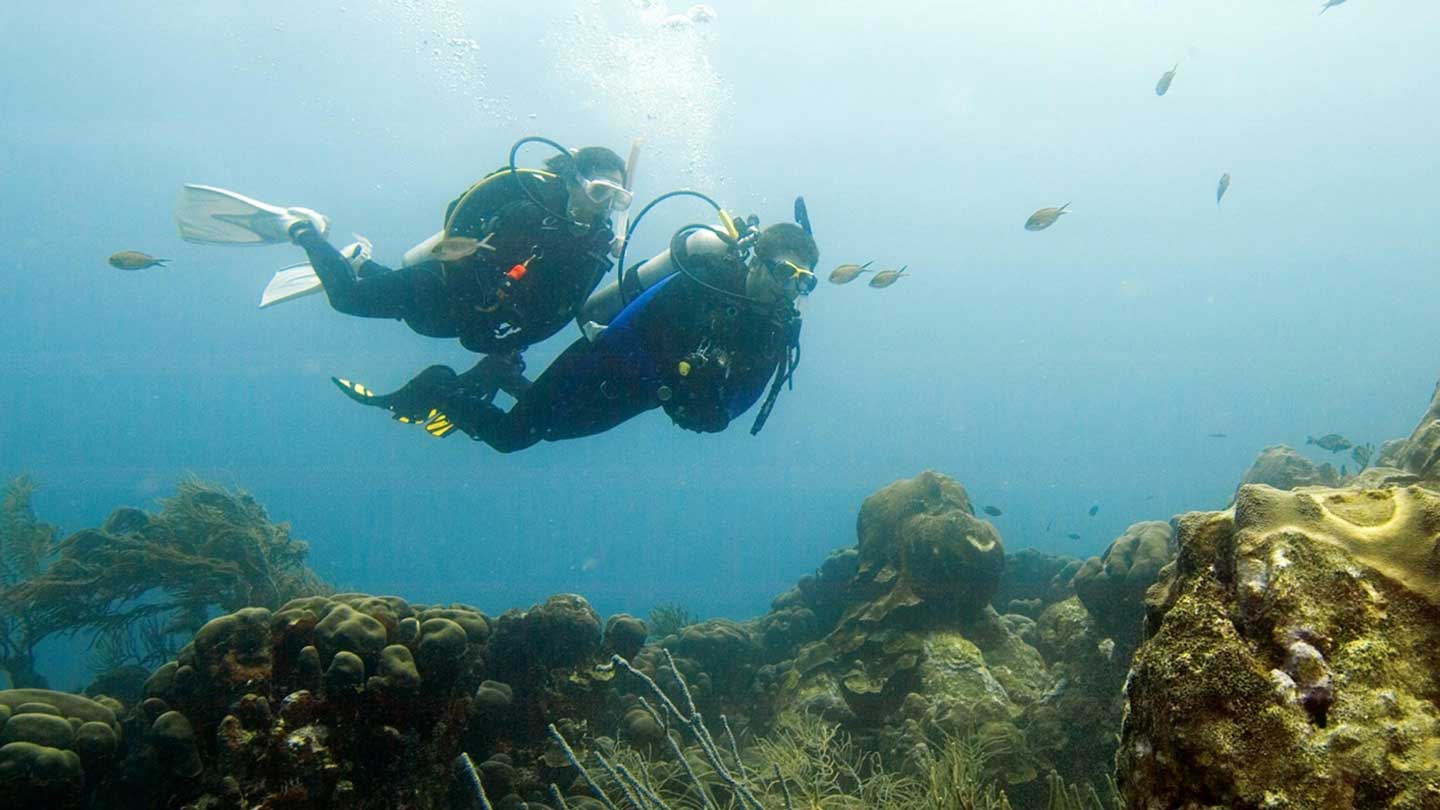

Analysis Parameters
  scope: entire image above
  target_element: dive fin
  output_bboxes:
[174,184,329,245]
[259,263,324,309]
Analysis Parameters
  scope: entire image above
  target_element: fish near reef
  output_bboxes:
[1217,173,1231,206]
[982,505,1002,517]
[1307,434,1353,453]
[828,262,874,285]
[108,251,168,271]
[1088,504,1099,517]
[1024,204,1069,231]
[1066,532,1082,540]
[868,266,908,288]
[1155,63,1178,96]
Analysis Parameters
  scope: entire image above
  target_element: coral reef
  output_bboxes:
[1120,484,1440,809]
[133,593,490,808]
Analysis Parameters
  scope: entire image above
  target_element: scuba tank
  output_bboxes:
[575,226,733,334]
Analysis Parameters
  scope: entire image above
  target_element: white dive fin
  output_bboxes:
[259,235,374,309]
[175,184,329,246]
[259,263,323,308]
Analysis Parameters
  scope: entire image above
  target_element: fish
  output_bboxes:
[828,261,874,285]
[1155,63,1178,96]
[1045,518,1053,532]
[1319,0,1346,14]
[1066,533,1081,540]
[430,234,494,262]
[1024,204,1069,231]
[982,505,1002,517]
[1307,434,1354,453]
[868,266,909,288]
[1143,495,1157,501]
[1088,505,1099,517]
[1351,443,1373,470]
[1207,433,1229,439]
[1217,173,1231,206]
[108,251,168,271]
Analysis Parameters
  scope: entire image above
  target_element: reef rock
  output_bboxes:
[1121,484,1440,809]
[1241,444,1341,490]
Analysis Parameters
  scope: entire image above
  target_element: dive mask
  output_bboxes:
[577,175,633,212]
[770,257,818,296]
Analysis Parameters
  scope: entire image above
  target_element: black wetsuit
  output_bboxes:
[294,171,615,356]
[437,254,798,453]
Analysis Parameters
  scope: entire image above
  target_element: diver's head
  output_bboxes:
[545,146,631,229]
[746,223,819,304]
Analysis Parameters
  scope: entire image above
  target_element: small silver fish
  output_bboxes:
[828,261,874,285]
[1156,63,1178,96]
[1217,173,1231,206]
[108,251,168,271]
[1024,203,1069,231]
[868,266,908,288]
[1319,0,1346,14]
[431,235,492,262]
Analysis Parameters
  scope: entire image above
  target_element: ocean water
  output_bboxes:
[2,0,1438,688]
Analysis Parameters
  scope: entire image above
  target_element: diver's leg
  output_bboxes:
[290,222,434,320]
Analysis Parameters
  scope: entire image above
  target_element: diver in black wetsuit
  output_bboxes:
[337,222,820,449]
[288,145,628,368]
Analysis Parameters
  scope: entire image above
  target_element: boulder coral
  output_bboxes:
[1070,520,1174,653]
[851,470,1006,623]
[1241,444,1341,490]
[1121,483,1440,809]
[135,593,490,808]
[0,689,122,808]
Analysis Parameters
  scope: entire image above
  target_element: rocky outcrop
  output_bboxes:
[1120,484,1440,809]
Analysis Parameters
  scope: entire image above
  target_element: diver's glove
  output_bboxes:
[332,366,462,437]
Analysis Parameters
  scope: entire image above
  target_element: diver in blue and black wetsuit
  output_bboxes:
[335,220,820,450]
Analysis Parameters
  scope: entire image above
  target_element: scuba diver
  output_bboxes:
[332,203,821,451]
[174,137,633,387]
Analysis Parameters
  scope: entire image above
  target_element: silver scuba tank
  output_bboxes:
[576,227,731,339]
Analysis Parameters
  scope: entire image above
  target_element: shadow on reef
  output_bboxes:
[11,381,1440,808]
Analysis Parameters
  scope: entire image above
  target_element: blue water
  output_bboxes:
[3,2,1438,684]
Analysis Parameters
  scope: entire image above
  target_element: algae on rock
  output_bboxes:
[1121,484,1440,809]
